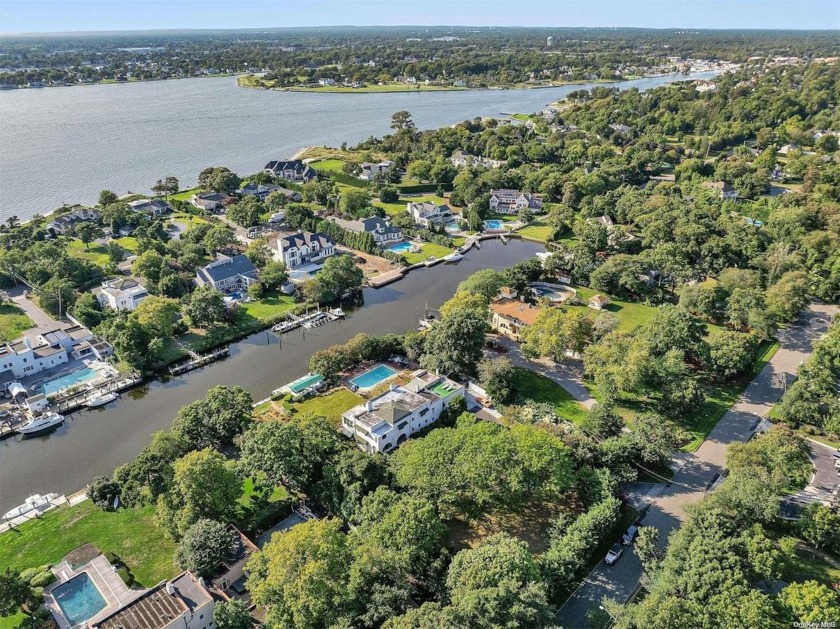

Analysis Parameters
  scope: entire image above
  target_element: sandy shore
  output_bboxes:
[288,146,315,160]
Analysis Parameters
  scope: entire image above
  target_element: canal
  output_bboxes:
[0,238,542,511]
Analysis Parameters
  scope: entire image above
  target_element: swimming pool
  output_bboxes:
[53,573,107,626]
[350,364,397,389]
[287,373,324,394]
[389,242,413,253]
[484,220,505,230]
[40,368,98,396]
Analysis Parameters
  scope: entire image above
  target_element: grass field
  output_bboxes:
[0,304,32,343]
[65,239,111,266]
[169,188,203,202]
[374,193,445,218]
[402,242,454,265]
[516,221,554,242]
[562,285,659,332]
[0,500,177,588]
[309,158,346,173]
[509,367,588,424]
[291,388,364,426]
[236,292,298,322]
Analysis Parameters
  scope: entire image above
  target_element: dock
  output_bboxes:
[169,346,230,376]
[368,268,405,288]
[55,372,144,414]
[272,308,343,335]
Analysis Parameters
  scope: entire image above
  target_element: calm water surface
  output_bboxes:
[0,239,542,511]
[0,72,718,221]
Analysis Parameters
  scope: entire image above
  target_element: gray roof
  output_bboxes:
[197,254,257,284]
[280,231,335,250]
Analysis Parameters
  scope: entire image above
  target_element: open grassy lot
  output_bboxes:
[509,367,588,424]
[169,188,203,202]
[515,221,554,242]
[236,292,298,322]
[65,239,111,266]
[402,242,454,265]
[0,500,177,588]
[291,388,364,426]
[0,304,33,342]
[309,158,346,173]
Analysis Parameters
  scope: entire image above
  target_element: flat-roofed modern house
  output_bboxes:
[488,189,543,214]
[342,370,464,453]
[329,215,402,246]
[276,231,336,269]
[94,277,149,312]
[406,201,452,228]
[263,159,317,183]
[0,338,69,390]
[195,254,258,293]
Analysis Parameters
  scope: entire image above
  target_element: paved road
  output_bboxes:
[9,286,71,340]
[556,303,838,628]
[781,440,840,518]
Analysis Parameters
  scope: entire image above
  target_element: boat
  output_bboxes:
[442,252,464,263]
[86,391,118,408]
[2,493,59,521]
[328,307,345,318]
[15,412,65,437]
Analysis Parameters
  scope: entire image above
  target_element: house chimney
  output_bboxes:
[165,582,175,595]
[366,400,375,411]
[24,338,32,350]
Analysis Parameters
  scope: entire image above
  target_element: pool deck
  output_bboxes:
[46,554,141,629]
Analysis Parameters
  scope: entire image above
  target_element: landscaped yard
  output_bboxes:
[515,221,554,242]
[65,239,111,266]
[374,193,446,218]
[309,158,346,173]
[0,304,32,342]
[236,292,298,322]
[169,188,203,202]
[401,242,454,265]
[0,500,178,588]
[509,367,588,424]
[562,285,659,332]
[291,388,364,426]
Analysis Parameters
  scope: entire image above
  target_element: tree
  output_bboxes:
[634,526,664,575]
[247,518,352,629]
[132,249,166,285]
[88,475,122,511]
[420,308,488,378]
[778,581,839,625]
[133,295,180,339]
[227,196,264,227]
[71,292,105,329]
[390,110,415,133]
[184,285,227,328]
[379,186,399,203]
[456,269,505,301]
[244,238,271,267]
[320,448,391,522]
[210,169,241,194]
[519,308,593,362]
[438,290,488,319]
[799,503,840,552]
[203,225,237,254]
[213,600,253,629]
[174,385,253,449]
[766,270,810,322]
[303,254,363,304]
[258,260,288,292]
[155,449,241,538]
[707,331,759,379]
[580,403,623,439]
[631,412,676,467]
[339,189,372,217]
[74,221,104,249]
[176,518,236,578]
[478,357,517,404]
[99,190,118,206]
[0,569,30,616]
[39,276,77,317]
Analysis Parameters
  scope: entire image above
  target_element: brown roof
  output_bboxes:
[489,298,542,326]
[590,294,609,305]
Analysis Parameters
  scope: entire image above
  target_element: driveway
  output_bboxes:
[781,440,840,519]
[556,302,838,628]
[10,290,69,340]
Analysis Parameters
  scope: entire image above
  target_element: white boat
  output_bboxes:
[86,391,118,408]
[328,307,345,318]
[15,412,65,436]
[2,493,59,521]
[443,252,464,263]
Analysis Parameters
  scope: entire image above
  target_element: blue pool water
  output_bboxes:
[53,573,107,626]
[389,242,412,253]
[40,368,97,395]
[484,220,505,230]
[350,364,397,389]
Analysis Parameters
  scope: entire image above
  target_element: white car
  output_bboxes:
[605,543,624,565]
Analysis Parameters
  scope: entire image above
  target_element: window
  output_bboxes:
[419,408,429,417]
[396,421,408,430]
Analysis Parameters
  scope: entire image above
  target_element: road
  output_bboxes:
[780,439,840,519]
[556,303,838,628]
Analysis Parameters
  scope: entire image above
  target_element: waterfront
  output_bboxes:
[0,238,542,512]
[0,72,718,221]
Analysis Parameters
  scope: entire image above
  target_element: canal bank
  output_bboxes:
[0,238,543,512]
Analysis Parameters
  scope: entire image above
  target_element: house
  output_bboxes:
[93,572,215,629]
[701,181,739,201]
[778,143,799,156]
[0,337,69,385]
[195,254,258,293]
[318,78,337,86]
[609,123,631,135]
[589,215,614,229]
[128,198,171,216]
[358,160,396,181]
[94,277,149,312]
[46,207,102,236]
[263,160,317,183]
[210,525,259,593]
[449,151,505,169]
[276,231,336,269]
[489,296,542,340]
[238,182,302,203]
[342,370,464,453]
[407,201,452,228]
[190,191,235,212]
[488,189,543,214]
[589,294,610,310]
[330,215,402,246]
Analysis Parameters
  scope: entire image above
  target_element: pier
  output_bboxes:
[271,308,344,335]
[55,372,143,414]
[169,346,230,376]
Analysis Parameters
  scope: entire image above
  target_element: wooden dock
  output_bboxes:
[272,308,343,335]
[169,347,230,376]
[55,372,143,413]
[368,268,405,288]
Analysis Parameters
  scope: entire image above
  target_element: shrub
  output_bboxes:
[116,567,134,587]
[29,572,56,588]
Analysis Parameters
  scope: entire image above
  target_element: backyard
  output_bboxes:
[400,241,455,265]
[515,220,554,242]
[0,303,32,342]
[373,193,447,218]
[509,367,588,424]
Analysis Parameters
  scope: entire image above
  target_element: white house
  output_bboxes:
[190,192,234,212]
[318,78,337,86]
[94,277,149,312]
[0,338,69,386]
[407,201,452,228]
[93,572,215,629]
[128,198,171,216]
[342,370,464,453]
[358,160,396,181]
[210,525,259,593]
[488,189,543,214]
[263,160,317,182]
[195,254,258,293]
[449,150,505,169]
[276,231,336,269]
[330,215,402,246]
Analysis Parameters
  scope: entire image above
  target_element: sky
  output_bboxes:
[0,0,838,34]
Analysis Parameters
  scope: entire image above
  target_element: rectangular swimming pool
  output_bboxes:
[388,242,413,253]
[53,573,107,626]
[350,364,397,389]
[40,367,98,396]
[484,220,505,230]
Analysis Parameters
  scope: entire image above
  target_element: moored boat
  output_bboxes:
[442,252,464,263]
[2,493,59,521]
[15,412,65,436]
[87,391,118,408]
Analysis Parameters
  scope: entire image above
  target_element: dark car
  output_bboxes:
[622,524,639,545]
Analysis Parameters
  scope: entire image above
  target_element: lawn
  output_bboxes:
[169,188,203,202]
[290,388,364,426]
[236,292,298,322]
[374,193,445,218]
[402,242,454,265]
[781,543,840,586]
[65,239,111,266]
[309,158,346,173]
[0,500,177,588]
[516,221,554,242]
[509,367,588,424]
[0,304,32,343]
[289,83,465,93]
[562,285,658,332]
[237,476,293,535]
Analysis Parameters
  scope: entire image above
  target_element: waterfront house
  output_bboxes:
[488,189,543,214]
[701,180,739,201]
[238,182,302,203]
[195,254,258,293]
[46,207,102,236]
[94,277,149,312]
[128,198,171,216]
[342,370,464,453]
[407,201,452,228]
[92,571,215,629]
[263,159,317,183]
[276,231,336,269]
[489,296,542,341]
[358,160,396,181]
[449,150,505,169]
[589,294,610,310]
[190,191,235,212]
[318,78,337,86]
[0,337,69,388]
[330,215,403,246]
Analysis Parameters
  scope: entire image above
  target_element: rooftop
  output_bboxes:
[489,298,542,326]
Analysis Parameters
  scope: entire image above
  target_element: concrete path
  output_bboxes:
[556,303,838,628]
[11,291,69,339]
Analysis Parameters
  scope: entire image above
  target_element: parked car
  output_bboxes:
[604,543,624,565]
[622,524,639,545]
